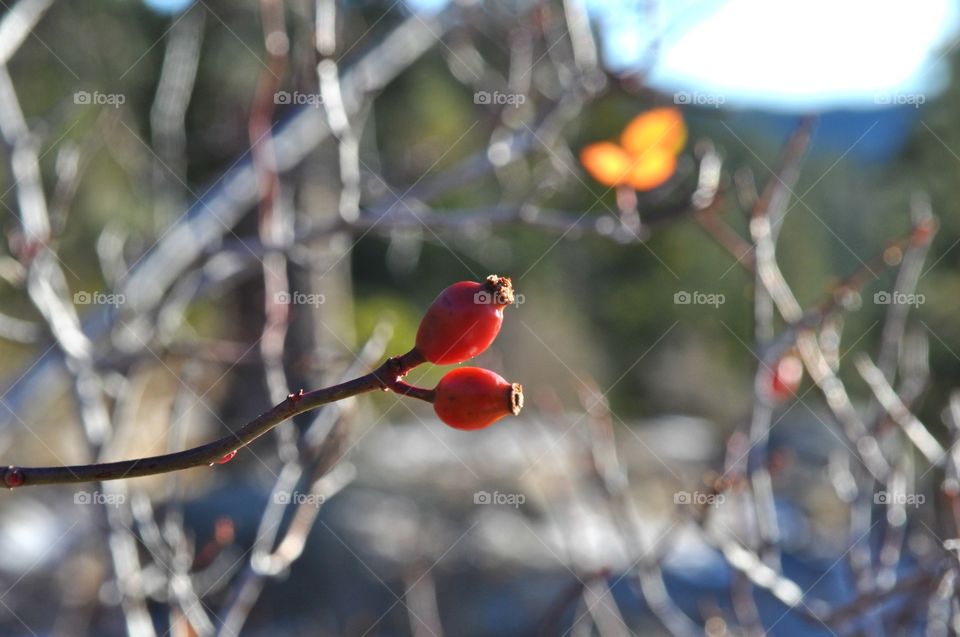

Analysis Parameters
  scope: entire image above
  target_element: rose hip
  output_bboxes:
[414,275,515,365]
[433,367,523,430]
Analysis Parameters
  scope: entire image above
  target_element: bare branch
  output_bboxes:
[3,349,426,486]
[0,0,54,67]
[855,353,946,467]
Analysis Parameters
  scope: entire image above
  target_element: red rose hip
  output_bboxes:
[433,367,523,430]
[415,275,515,365]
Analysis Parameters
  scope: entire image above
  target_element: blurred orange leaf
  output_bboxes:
[580,107,686,191]
[620,107,687,158]
[627,149,677,191]
[580,142,634,187]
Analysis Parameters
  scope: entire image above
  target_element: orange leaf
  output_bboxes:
[621,107,687,158]
[580,142,634,186]
[627,149,677,191]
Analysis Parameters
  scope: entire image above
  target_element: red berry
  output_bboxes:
[770,354,803,401]
[415,275,515,365]
[433,367,523,430]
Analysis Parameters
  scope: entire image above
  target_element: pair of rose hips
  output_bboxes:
[406,275,522,430]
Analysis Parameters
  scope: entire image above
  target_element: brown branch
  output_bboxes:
[750,115,815,222]
[820,564,945,627]
[751,213,938,366]
[536,569,612,637]
[814,215,937,317]
[2,349,426,487]
[694,208,754,269]
[218,177,727,255]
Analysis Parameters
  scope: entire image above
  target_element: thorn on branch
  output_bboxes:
[3,466,24,488]
[215,450,238,465]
